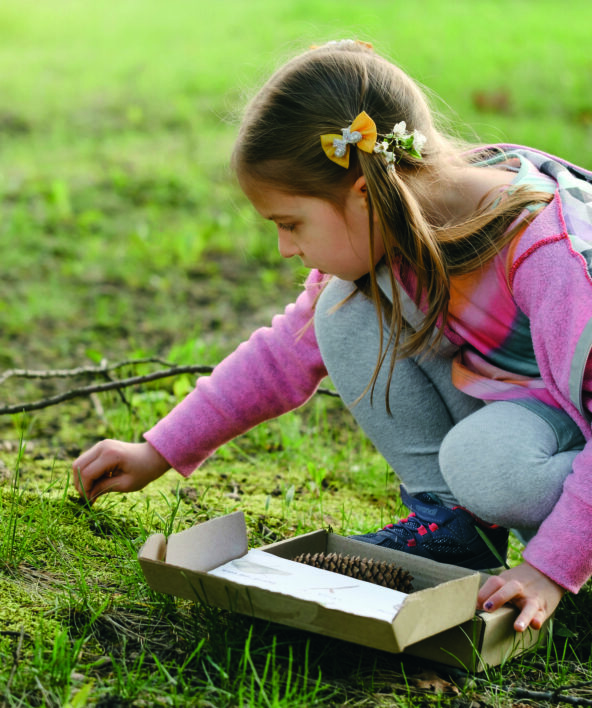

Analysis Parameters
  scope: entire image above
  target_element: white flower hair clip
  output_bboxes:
[373,121,426,172]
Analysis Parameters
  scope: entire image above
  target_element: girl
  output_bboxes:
[73,40,592,633]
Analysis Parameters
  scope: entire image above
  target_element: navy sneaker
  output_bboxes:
[350,486,508,570]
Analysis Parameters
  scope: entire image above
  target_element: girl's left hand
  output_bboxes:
[477,561,565,632]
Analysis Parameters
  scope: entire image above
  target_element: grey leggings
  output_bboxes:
[314,277,585,540]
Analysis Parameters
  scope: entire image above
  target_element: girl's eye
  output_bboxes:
[278,223,296,232]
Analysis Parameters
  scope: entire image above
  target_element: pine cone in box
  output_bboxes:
[292,552,413,593]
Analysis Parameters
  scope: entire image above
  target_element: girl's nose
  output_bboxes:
[277,231,300,259]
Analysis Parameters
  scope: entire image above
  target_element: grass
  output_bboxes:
[1,0,592,705]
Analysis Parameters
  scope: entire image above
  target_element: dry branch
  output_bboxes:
[0,357,174,385]
[507,683,592,706]
[465,671,592,706]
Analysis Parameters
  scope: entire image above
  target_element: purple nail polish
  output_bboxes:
[484,601,493,610]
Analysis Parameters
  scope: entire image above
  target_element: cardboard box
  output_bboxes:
[138,511,546,671]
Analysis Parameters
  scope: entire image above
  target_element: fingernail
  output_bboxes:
[515,620,526,631]
[484,601,494,611]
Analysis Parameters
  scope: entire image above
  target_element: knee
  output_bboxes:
[438,404,573,528]
[438,416,504,523]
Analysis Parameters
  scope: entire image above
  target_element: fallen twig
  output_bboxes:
[467,673,592,707]
[449,665,592,707]
[0,357,174,385]
[507,683,592,706]
[0,365,214,414]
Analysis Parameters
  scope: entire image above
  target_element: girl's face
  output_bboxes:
[240,176,385,281]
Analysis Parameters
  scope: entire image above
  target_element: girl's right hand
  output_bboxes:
[477,561,565,632]
[72,440,170,502]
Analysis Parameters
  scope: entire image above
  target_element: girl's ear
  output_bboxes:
[352,175,367,196]
[351,174,379,225]
[351,176,373,218]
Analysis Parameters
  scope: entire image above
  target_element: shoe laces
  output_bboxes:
[382,512,440,543]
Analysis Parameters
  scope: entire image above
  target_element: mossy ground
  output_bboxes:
[2,401,591,706]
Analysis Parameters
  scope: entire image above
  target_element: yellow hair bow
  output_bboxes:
[320,111,377,168]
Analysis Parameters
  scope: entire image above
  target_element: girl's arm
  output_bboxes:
[510,204,592,596]
[72,270,328,496]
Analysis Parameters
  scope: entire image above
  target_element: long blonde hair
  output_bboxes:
[232,41,552,408]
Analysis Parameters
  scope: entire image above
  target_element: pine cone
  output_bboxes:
[292,552,413,593]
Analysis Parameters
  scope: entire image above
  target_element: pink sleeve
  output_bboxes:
[511,224,592,592]
[144,270,328,476]
[523,444,592,593]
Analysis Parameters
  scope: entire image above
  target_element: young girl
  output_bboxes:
[73,40,592,633]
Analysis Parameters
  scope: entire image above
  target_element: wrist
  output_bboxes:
[523,560,567,597]
[143,441,171,475]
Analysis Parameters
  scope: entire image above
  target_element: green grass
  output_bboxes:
[1,0,592,705]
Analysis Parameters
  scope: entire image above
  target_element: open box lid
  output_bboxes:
[139,511,481,653]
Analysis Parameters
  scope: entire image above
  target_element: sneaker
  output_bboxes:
[350,486,508,570]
